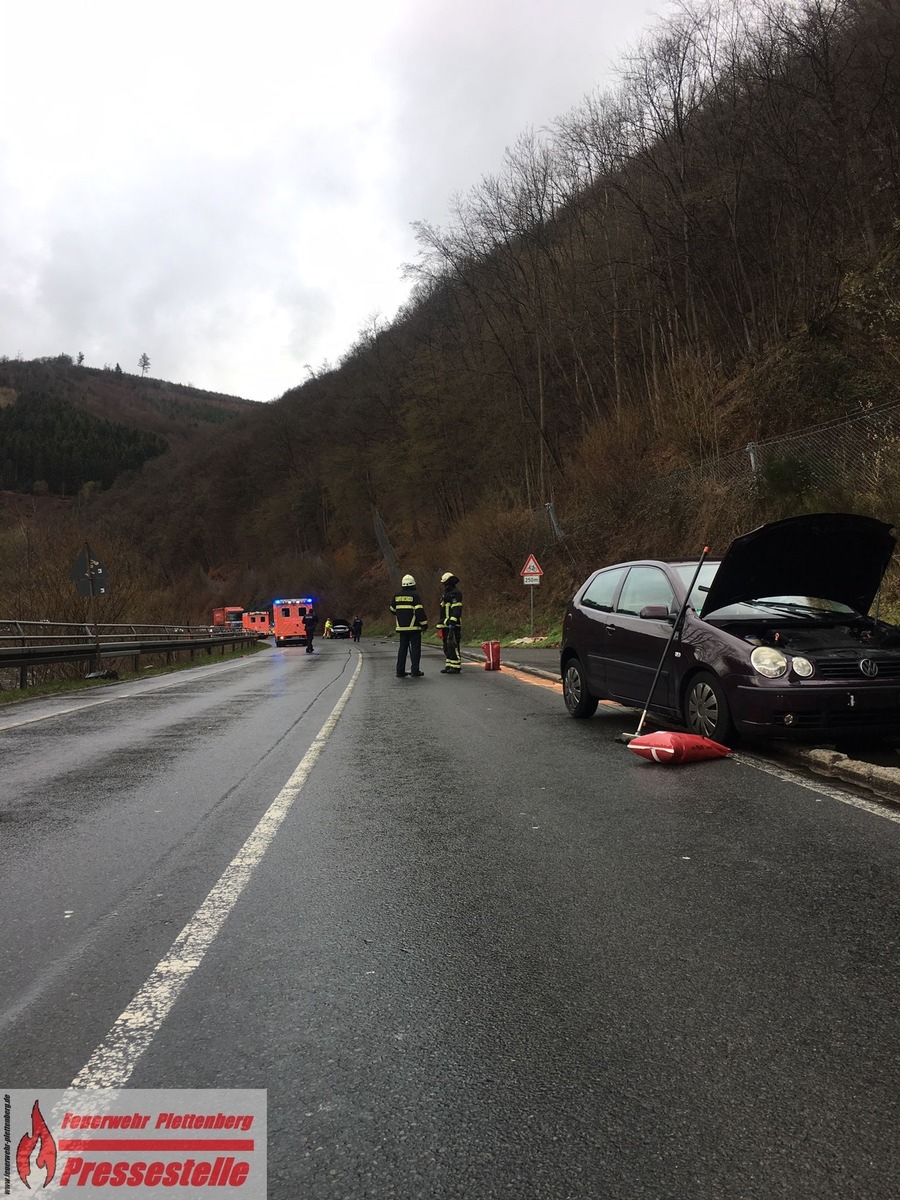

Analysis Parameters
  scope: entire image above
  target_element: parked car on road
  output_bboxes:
[561,513,900,744]
[330,619,352,639]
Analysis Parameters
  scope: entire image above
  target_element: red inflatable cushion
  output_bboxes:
[628,730,732,763]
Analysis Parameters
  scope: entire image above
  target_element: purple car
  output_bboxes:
[561,513,900,744]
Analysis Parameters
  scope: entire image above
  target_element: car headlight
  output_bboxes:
[751,645,788,678]
[791,656,814,678]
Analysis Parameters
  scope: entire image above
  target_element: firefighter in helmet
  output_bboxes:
[390,574,428,678]
[437,572,463,674]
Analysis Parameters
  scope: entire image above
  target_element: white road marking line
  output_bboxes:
[69,655,363,1088]
[733,752,900,825]
[0,657,260,730]
[0,696,123,728]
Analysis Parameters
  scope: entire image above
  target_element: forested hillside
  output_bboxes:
[0,356,251,449]
[4,0,900,630]
[0,390,168,495]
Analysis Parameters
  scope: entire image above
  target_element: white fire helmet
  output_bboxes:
[440,572,455,584]
[401,574,416,587]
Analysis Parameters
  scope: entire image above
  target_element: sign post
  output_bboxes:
[70,543,109,671]
[520,553,543,637]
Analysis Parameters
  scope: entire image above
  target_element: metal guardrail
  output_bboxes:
[0,622,262,689]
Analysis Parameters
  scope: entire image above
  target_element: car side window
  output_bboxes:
[581,567,626,612]
[616,566,675,616]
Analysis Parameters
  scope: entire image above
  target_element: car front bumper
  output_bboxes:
[731,682,900,739]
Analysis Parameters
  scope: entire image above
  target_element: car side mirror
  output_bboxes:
[639,604,670,620]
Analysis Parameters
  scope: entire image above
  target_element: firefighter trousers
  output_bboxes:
[442,624,461,670]
[396,630,422,676]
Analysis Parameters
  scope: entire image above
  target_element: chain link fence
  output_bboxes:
[643,401,900,513]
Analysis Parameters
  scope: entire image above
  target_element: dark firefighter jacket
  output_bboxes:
[390,590,428,632]
[437,587,463,630]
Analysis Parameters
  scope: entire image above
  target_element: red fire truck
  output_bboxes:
[212,606,244,630]
[271,597,316,646]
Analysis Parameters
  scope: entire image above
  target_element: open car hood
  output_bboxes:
[698,513,896,618]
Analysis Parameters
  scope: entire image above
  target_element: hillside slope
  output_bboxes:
[5,0,900,632]
[0,356,254,448]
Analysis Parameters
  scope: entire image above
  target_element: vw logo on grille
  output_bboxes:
[859,658,879,677]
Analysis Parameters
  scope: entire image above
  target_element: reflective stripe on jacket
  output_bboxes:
[390,591,428,632]
[437,588,462,629]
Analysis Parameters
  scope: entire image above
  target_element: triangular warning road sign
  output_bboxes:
[520,554,543,576]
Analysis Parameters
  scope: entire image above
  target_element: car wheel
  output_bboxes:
[563,657,599,718]
[275,638,283,647]
[683,671,734,743]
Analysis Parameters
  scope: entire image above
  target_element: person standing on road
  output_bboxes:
[303,608,319,654]
[437,572,463,674]
[351,617,363,643]
[323,617,333,640]
[390,574,428,678]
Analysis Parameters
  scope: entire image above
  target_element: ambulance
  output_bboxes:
[242,611,271,637]
[271,598,316,646]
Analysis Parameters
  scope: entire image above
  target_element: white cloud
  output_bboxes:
[0,0,664,400]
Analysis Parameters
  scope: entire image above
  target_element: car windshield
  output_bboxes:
[672,563,860,618]
[674,562,719,610]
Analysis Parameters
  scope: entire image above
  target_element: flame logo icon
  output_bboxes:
[16,1100,57,1189]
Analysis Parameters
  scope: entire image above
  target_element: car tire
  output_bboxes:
[683,671,734,743]
[563,657,599,718]
[275,638,283,647]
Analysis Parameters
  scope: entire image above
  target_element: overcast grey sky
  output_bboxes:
[1,0,665,402]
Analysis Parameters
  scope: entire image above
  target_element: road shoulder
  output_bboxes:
[461,647,900,809]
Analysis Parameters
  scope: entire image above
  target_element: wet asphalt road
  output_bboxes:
[3,639,900,1197]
